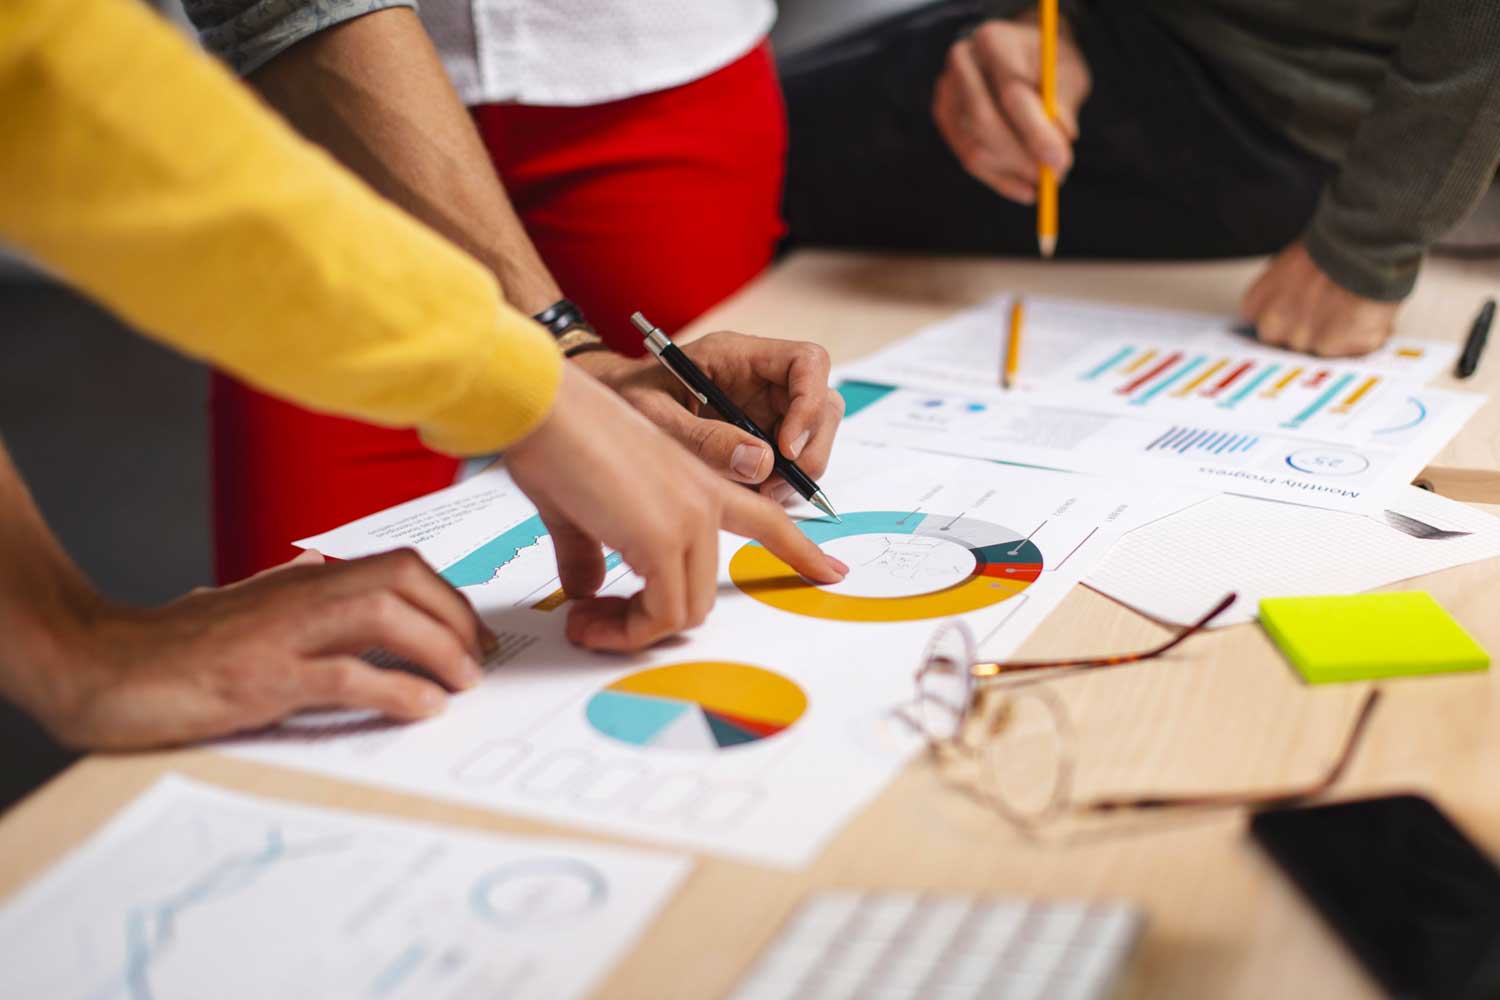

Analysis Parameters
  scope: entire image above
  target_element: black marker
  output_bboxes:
[1456,298,1495,379]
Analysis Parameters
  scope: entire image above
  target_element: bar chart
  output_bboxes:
[1076,345,1390,430]
[1145,426,1260,457]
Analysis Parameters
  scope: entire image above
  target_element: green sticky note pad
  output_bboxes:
[1260,592,1490,684]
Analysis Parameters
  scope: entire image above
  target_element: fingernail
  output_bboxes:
[829,556,850,575]
[772,483,795,504]
[419,688,447,715]
[788,431,811,459]
[460,656,485,688]
[731,443,768,480]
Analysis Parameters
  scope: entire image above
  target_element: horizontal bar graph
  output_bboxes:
[1117,351,1183,396]
[1283,372,1356,429]
[1122,349,1158,374]
[1330,375,1380,414]
[1145,426,1260,456]
[1219,364,1279,409]
[1173,358,1227,397]
[1131,355,1206,405]
[1204,360,1255,398]
[1081,346,1136,380]
[1261,366,1303,399]
[1073,343,1397,430]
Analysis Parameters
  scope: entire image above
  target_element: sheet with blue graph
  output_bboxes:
[0,775,688,1000]
[838,295,1483,512]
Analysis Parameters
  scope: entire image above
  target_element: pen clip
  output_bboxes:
[634,312,709,406]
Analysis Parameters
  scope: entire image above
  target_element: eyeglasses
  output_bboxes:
[910,593,1380,830]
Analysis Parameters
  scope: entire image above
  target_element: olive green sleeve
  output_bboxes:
[1303,0,1500,301]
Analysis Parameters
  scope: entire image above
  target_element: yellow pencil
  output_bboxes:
[1004,298,1025,389]
[1037,0,1059,258]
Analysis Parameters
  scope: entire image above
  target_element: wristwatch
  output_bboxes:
[532,298,611,359]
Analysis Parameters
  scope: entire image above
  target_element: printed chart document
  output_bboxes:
[1086,486,1500,627]
[839,296,1481,512]
[228,443,1189,867]
[0,775,688,1000]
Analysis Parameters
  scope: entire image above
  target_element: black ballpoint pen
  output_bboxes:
[631,312,842,521]
[1456,298,1495,379]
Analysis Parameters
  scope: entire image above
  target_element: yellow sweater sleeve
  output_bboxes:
[0,0,561,456]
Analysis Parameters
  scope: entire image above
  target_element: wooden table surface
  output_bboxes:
[3,251,1499,999]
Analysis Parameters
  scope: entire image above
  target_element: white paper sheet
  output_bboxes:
[226,442,1191,867]
[842,383,1480,513]
[1085,486,1500,627]
[0,775,689,1000]
[836,296,1479,512]
[842,295,1458,424]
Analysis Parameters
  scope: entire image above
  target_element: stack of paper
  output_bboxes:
[839,295,1482,513]
[234,442,1190,867]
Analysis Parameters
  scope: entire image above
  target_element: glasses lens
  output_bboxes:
[978,687,1073,823]
[917,621,976,743]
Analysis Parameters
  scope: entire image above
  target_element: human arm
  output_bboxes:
[218,3,843,486]
[0,438,492,750]
[0,0,844,658]
[232,4,562,316]
[0,0,560,457]
[1243,2,1500,356]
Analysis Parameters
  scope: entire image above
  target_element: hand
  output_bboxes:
[1240,241,1401,357]
[27,549,492,750]
[575,331,844,500]
[932,13,1091,204]
[506,365,848,652]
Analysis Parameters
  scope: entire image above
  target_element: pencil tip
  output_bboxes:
[1038,236,1057,259]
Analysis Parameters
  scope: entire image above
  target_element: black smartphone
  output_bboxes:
[1251,795,1500,1000]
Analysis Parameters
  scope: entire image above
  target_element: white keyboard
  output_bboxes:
[727,890,1143,1000]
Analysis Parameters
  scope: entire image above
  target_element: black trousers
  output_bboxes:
[780,1,1330,259]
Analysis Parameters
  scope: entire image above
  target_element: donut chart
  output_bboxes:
[729,510,1043,622]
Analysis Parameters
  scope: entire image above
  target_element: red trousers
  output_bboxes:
[212,42,786,582]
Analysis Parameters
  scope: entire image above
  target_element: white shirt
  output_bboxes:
[416,0,777,107]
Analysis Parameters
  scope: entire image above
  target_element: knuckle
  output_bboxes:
[354,590,402,626]
[663,604,690,633]
[800,342,831,368]
[974,20,1007,50]
[959,147,989,174]
[322,659,357,698]
[640,525,680,557]
[393,548,430,580]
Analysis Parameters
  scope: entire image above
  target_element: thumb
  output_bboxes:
[643,396,775,484]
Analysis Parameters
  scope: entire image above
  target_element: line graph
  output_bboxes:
[96,827,350,1000]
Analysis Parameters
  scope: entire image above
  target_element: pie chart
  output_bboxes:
[585,662,806,751]
[729,510,1042,622]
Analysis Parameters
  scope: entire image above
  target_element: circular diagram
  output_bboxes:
[470,858,608,926]
[1285,447,1371,477]
[729,510,1043,622]
[586,662,807,751]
